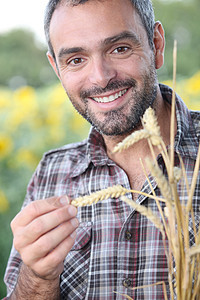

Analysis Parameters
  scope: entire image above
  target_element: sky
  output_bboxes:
[0,0,49,44]
[0,0,184,45]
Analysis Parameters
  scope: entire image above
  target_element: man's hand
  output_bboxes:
[11,196,79,281]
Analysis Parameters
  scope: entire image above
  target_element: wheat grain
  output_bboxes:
[113,129,150,153]
[142,107,162,146]
[173,167,182,182]
[145,157,173,203]
[71,185,128,207]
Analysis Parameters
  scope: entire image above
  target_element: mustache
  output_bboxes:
[80,79,137,99]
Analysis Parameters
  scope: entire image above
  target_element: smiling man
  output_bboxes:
[4,0,200,299]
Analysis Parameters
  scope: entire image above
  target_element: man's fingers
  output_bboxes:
[27,232,77,280]
[22,217,79,264]
[14,205,78,249]
[11,194,78,281]
[11,195,70,229]
[46,195,70,207]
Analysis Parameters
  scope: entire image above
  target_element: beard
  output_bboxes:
[66,61,158,137]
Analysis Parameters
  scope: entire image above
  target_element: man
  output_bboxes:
[4,0,200,299]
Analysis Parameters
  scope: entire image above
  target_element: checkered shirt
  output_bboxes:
[4,84,200,299]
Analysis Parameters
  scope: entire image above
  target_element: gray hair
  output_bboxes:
[44,0,155,60]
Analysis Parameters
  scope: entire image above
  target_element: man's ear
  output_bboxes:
[47,52,60,79]
[153,21,165,70]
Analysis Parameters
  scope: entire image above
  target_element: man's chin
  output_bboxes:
[91,120,141,137]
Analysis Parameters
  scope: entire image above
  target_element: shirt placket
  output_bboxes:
[115,177,159,299]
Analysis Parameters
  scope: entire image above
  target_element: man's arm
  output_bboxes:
[9,196,78,299]
[9,264,60,300]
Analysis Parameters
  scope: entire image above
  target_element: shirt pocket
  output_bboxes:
[60,222,92,300]
[71,222,92,251]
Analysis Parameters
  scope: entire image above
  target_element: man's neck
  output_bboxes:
[102,93,176,191]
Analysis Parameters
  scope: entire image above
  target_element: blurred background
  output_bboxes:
[0,0,200,297]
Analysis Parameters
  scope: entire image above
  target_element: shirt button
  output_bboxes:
[122,278,132,288]
[125,230,132,240]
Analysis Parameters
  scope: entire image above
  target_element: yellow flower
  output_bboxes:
[0,134,13,159]
[162,79,173,88]
[162,73,200,111]
[0,89,11,109]
[46,107,64,127]
[13,86,36,104]
[5,86,38,129]
[49,126,65,142]
[70,110,89,133]
[185,71,200,95]
[49,84,68,107]
[0,190,9,213]
[15,148,38,169]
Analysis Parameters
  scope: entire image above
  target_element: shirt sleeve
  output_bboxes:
[3,163,41,298]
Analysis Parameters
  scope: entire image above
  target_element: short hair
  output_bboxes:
[44,0,155,60]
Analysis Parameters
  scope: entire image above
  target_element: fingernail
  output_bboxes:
[60,196,70,206]
[70,230,77,239]
[70,218,79,228]
[68,205,77,217]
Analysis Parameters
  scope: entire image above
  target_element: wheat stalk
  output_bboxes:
[71,185,167,207]
[121,195,165,238]
[114,281,168,300]
[186,143,200,212]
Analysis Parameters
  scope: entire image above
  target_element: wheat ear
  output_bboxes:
[113,129,150,153]
[71,185,128,207]
[71,184,167,208]
[142,107,162,146]
[145,157,173,203]
[121,195,165,237]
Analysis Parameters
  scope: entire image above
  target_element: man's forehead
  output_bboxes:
[50,0,139,32]
[49,0,147,55]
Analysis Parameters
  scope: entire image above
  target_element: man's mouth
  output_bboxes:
[92,88,128,103]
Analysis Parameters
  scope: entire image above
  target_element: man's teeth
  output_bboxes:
[93,89,128,103]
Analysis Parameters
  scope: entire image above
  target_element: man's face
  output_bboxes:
[49,0,160,136]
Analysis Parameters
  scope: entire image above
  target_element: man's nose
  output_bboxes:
[88,56,117,88]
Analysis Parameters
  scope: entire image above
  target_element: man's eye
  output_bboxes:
[112,46,129,54]
[68,57,83,65]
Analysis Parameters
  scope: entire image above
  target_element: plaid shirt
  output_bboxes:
[4,84,200,299]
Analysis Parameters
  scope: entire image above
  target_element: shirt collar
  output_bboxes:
[86,127,115,166]
[68,128,114,179]
[159,83,199,160]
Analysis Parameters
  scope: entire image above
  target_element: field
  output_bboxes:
[0,74,200,298]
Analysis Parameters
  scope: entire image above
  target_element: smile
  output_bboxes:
[92,88,128,103]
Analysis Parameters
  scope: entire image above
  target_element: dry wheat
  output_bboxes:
[145,157,173,203]
[121,195,165,237]
[113,129,150,153]
[71,185,128,207]
[142,107,162,146]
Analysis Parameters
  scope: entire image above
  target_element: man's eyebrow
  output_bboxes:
[58,47,84,59]
[57,31,141,59]
[103,31,141,46]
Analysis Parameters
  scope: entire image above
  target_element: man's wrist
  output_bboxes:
[10,263,60,300]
